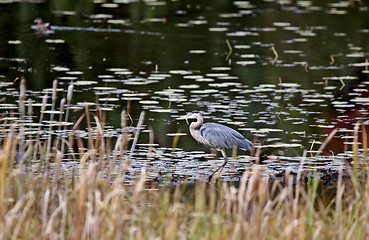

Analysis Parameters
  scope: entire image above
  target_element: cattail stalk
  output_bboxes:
[353,121,360,188]
[61,84,73,157]
[55,98,66,150]
[33,94,48,160]
[18,78,26,197]
[47,80,58,146]
[0,131,12,222]
[44,80,58,178]
[129,111,145,158]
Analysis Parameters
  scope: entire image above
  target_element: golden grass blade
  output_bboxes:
[147,127,154,164]
[315,128,339,157]
[0,134,12,221]
[46,80,58,163]
[362,124,367,164]
[129,111,145,158]
[33,94,48,160]
[60,84,74,156]
[353,121,360,187]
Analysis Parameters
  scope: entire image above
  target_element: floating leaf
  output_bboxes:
[93,87,117,90]
[57,76,78,81]
[313,125,335,129]
[226,121,244,125]
[168,98,187,102]
[346,52,365,58]
[208,104,231,109]
[234,45,251,49]
[139,100,159,104]
[191,89,219,94]
[98,75,114,78]
[169,70,192,75]
[0,104,18,109]
[101,3,118,8]
[352,97,369,103]
[283,50,303,54]
[150,109,174,113]
[76,102,95,106]
[263,143,302,148]
[240,54,257,58]
[211,67,231,71]
[74,81,98,86]
[303,98,324,103]
[90,14,113,19]
[297,30,316,37]
[183,75,203,79]
[100,107,114,111]
[107,68,129,72]
[167,133,187,136]
[45,39,65,44]
[189,50,206,54]
[66,71,83,76]
[327,9,347,15]
[155,89,184,95]
[251,128,283,133]
[123,78,158,85]
[51,66,70,72]
[209,27,228,32]
[293,38,308,42]
[235,61,256,66]
[114,71,134,75]
[179,84,199,89]
[195,78,214,82]
[329,1,350,7]
[349,62,369,67]
[42,110,63,114]
[208,82,241,87]
[273,22,291,27]
[8,40,21,44]
[99,97,120,101]
[278,83,300,88]
[205,73,229,77]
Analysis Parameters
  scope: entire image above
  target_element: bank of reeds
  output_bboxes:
[0,81,369,239]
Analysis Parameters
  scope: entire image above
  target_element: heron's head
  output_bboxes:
[176,111,203,124]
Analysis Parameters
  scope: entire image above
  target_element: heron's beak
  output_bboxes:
[176,116,189,125]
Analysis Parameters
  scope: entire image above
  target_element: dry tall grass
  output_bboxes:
[1,145,368,239]
[0,82,368,239]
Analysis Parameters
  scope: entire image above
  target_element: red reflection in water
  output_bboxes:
[324,71,369,155]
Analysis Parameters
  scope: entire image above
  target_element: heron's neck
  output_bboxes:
[190,118,203,130]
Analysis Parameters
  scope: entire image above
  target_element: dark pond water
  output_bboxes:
[1,0,369,182]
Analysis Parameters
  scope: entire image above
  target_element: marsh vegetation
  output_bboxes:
[1,0,369,239]
[1,102,369,239]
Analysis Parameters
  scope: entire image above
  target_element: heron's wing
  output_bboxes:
[200,123,253,151]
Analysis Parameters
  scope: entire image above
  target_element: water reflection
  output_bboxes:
[0,0,368,181]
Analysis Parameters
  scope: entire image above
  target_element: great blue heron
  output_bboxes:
[177,111,253,180]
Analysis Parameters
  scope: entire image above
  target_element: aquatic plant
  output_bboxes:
[0,83,369,239]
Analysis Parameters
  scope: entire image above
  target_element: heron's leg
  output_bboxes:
[208,149,228,181]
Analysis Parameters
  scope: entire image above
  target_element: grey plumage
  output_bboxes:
[200,123,253,151]
[177,111,253,180]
